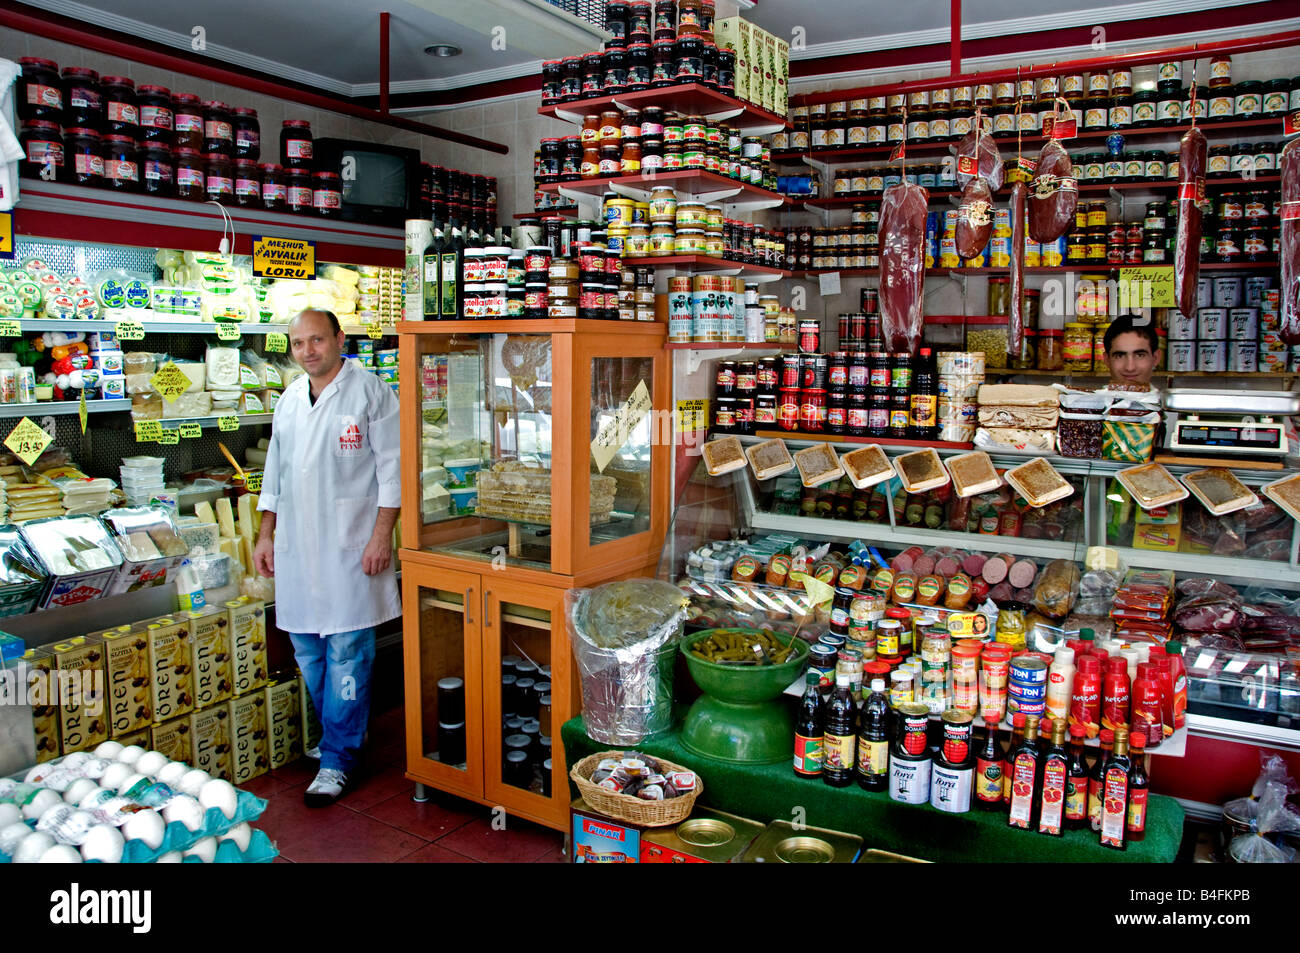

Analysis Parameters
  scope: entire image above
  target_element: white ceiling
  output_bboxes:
[23,0,1277,96]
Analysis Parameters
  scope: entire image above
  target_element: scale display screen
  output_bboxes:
[1173,423,1285,451]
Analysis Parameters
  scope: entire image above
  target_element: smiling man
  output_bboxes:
[1103,314,1160,391]
[253,308,401,806]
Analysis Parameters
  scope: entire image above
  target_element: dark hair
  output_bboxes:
[292,308,342,335]
[1103,314,1158,355]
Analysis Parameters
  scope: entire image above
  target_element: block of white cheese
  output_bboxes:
[205,347,241,389]
[215,498,237,539]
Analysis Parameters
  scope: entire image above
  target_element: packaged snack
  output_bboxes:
[841,445,893,490]
[946,451,1002,498]
[1116,463,1189,511]
[1005,457,1075,508]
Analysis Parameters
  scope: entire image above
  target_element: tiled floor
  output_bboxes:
[244,703,567,863]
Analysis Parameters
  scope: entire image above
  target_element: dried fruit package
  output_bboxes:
[1281,138,1300,345]
[878,181,929,353]
[955,123,1004,191]
[1028,139,1078,243]
[1174,127,1208,321]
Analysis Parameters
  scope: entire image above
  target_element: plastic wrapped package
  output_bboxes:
[205,347,241,389]
[878,181,929,354]
[1175,127,1208,321]
[1227,780,1300,863]
[1280,137,1300,345]
[1031,559,1079,619]
[101,505,189,594]
[564,579,688,745]
[1173,582,1244,633]
[955,123,1004,191]
[20,515,123,608]
[955,179,993,259]
[162,391,213,419]
[1029,137,1079,243]
[0,525,47,616]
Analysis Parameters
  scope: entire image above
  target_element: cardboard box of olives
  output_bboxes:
[92,624,152,737]
[189,703,232,781]
[185,604,232,709]
[226,598,268,697]
[143,615,193,724]
[265,677,303,770]
[52,636,108,754]
[229,692,269,784]
[150,716,191,765]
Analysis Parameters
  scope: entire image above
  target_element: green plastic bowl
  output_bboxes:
[681,628,809,704]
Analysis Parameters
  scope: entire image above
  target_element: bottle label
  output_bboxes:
[857,738,888,778]
[178,168,205,187]
[1007,753,1037,828]
[823,732,856,774]
[288,184,313,206]
[106,101,138,125]
[1065,775,1088,821]
[974,757,1002,803]
[439,252,458,316]
[237,132,260,148]
[1088,776,1104,829]
[1038,759,1067,834]
[206,175,233,196]
[793,733,823,776]
[235,176,259,196]
[145,160,173,182]
[1100,768,1129,847]
[1126,787,1148,834]
[26,84,63,108]
[107,159,139,182]
[314,189,342,210]
[287,138,313,160]
[262,182,287,202]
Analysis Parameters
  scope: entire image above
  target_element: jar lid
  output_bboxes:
[283,119,312,128]
[540,136,561,143]
[22,119,60,131]
[257,162,283,171]
[176,147,202,157]
[234,157,257,167]
[61,66,99,80]
[105,134,136,144]
[172,92,202,105]
[203,151,229,159]
[19,57,59,69]
[233,106,258,117]
[484,246,511,254]
[315,170,341,180]
[203,100,233,111]
[138,84,172,96]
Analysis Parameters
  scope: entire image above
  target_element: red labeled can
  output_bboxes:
[777,388,801,430]
[798,319,821,353]
[897,703,930,757]
[848,405,869,432]
[942,708,974,764]
[800,389,827,432]
[801,353,828,390]
[780,353,802,389]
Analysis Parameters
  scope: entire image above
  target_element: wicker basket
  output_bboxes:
[570,750,703,827]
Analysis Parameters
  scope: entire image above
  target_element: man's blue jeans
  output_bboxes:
[290,628,375,775]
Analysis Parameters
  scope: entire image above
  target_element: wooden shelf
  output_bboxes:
[665,341,786,350]
[515,209,578,219]
[539,83,789,133]
[539,170,786,208]
[753,429,974,450]
[620,255,791,280]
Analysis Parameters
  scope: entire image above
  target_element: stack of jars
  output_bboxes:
[540,0,736,106]
[420,164,497,231]
[605,188,783,264]
[829,163,954,198]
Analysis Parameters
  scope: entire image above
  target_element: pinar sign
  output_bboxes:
[252,235,315,279]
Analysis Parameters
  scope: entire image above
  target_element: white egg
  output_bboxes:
[62,752,92,770]
[176,769,211,797]
[184,837,217,862]
[98,762,133,791]
[93,741,124,760]
[79,758,111,780]
[198,779,238,820]
[115,772,148,796]
[22,789,62,820]
[155,850,183,862]
[122,809,165,850]
[156,762,189,786]
[24,763,56,784]
[39,844,83,863]
[77,787,111,810]
[80,824,125,863]
[134,751,169,778]
[219,822,252,852]
[161,794,205,831]
[12,831,55,863]
[63,779,98,805]
[115,745,145,766]
[0,803,21,828]
[0,821,33,855]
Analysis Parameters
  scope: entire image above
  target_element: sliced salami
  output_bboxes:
[1008,558,1039,589]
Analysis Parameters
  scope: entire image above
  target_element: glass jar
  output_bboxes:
[1010,329,1037,370]
[201,100,233,155]
[1083,98,1109,130]
[652,38,675,87]
[1254,141,1278,173]
[1263,78,1290,117]
[1208,85,1235,122]
[19,120,64,179]
[621,139,642,174]
[1108,94,1133,129]
[233,107,260,161]
[654,0,677,39]
[675,33,704,81]
[603,47,628,93]
[627,41,652,90]
[1132,90,1157,127]
[18,57,63,122]
[599,142,621,176]
[1207,145,1232,178]
[231,158,259,207]
[204,151,233,203]
[281,119,314,170]
[171,93,204,152]
[102,134,139,191]
[60,127,104,187]
[539,137,562,181]
[1037,329,1063,371]
[605,2,629,46]
[580,142,601,178]
[628,1,652,42]
[541,59,562,105]
[259,162,286,211]
[1234,80,1262,118]
[287,168,313,213]
[560,56,582,101]
[1064,323,1093,371]
[716,48,735,96]
[61,67,101,130]
[174,147,205,200]
[140,143,174,197]
[131,85,172,147]
[313,170,342,216]
[561,137,583,181]
[701,40,719,89]
[581,52,604,97]
[101,76,139,137]
[1156,86,1183,125]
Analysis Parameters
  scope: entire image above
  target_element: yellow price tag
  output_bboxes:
[135,419,162,441]
[3,417,53,466]
[794,572,836,607]
[265,332,288,353]
[0,321,20,337]
[676,398,710,433]
[366,323,383,340]
[116,321,146,341]
[245,471,263,493]
[252,235,315,280]
[150,361,193,403]
[156,428,181,445]
[217,415,240,432]
[215,322,242,341]
[78,389,88,435]
[1118,266,1175,309]
[179,421,203,438]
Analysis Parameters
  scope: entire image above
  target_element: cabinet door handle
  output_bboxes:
[465,587,474,625]
[484,591,492,627]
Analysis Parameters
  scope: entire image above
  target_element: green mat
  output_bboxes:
[562,717,1183,863]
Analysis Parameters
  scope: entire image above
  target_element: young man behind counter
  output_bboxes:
[1102,314,1160,391]
[253,308,401,806]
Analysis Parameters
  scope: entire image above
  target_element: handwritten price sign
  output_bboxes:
[0,321,21,337]
[590,380,652,473]
[244,471,263,493]
[217,415,240,432]
[366,323,384,340]
[150,362,192,403]
[215,322,242,341]
[265,332,288,353]
[1119,266,1176,309]
[157,428,181,445]
[135,420,162,441]
[179,422,203,438]
[116,321,146,341]
[4,417,53,465]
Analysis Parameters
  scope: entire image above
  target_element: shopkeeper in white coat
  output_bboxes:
[253,308,401,807]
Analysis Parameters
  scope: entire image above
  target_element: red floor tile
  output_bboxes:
[337,764,419,813]
[240,773,292,799]
[277,811,428,863]
[360,790,481,841]
[396,843,480,863]
[271,758,319,787]
[434,815,565,863]
[534,845,568,863]
[255,781,353,854]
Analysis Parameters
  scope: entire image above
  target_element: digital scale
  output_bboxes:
[1164,389,1300,458]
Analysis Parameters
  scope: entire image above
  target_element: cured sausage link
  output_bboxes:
[1175,127,1208,321]
[1281,138,1300,345]
[879,181,930,354]
[956,179,994,259]
[1028,139,1078,243]
[1008,180,1028,358]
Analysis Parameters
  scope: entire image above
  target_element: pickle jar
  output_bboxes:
[233,107,260,161]
[1037,329,1064,371]
[202,100,234,155]
[174,147,205,200]
[61,67,101,130]
[140,142,175,198]
[281,119,314,170]
[259,162,286,212]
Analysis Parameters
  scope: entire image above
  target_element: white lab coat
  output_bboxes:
[258,358,401,635]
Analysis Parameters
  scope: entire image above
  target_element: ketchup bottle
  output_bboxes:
[1069,654,1102,740]
[1166,641,1188,730]
[1101,656,1131,733]
[1153,656,1176,740]
[1129,661,1163,750]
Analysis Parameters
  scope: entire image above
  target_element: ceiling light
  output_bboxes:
[425,44,462,57]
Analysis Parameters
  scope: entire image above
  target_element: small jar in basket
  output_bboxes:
[570,750,703,827]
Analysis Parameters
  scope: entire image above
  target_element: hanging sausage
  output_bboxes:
[1028,138,1078,243]
[1280,137,1300,345]
[956,179,994,260]
[1174,127,1207,322]
[879,180,930,354]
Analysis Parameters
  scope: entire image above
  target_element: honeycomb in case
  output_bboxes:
[190,704,233,781]
[229,692,269,784]
[265,677,303,769]
[226,597,268,696]
[52,636,108,755]
[144,615,194,724]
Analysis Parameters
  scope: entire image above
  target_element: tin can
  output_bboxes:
[1167,340,1196,372]
[798,320,821,354]
[1211,274,1244,308]
[1008,655,1048,717]
[1245,275,1272,307]
[889,750,932,804]
[1228,307,1258,340]
[1197,340,1227,372]
[1198,307,1228,340]
[801,353,828,390]
[1228,341,1258,373]
[896,702,930,756]
[941,709,974,764]
[1168,309,1197,340]
[929,758,973,813]
[780,354,802,389]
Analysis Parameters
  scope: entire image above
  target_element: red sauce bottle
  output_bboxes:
[1064,722,1090,829]
[1125,732,1149,842]
[1088,728,1114,832]
[1099,727,1132,849]
[1069,653,1102,739]
[1037,718,1069,836]
[1101,656,1131,733]
[1006,714,1041,830]
[1129,661,1163,750]
[1166,641,1187,730]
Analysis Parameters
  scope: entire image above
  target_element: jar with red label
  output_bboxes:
[61,67,101,129]
[287,168,314,213]
[174,148,205,200]
[18,58,62,122]
[19,120,64,179]
[259,163,286,211]
[777,388,800,430]
[203,101,234,155]
[140,143,175,198]
[171,93,204,152]
[137,85,173,143]
[232,158,260,207]
[233,107,260,161]
[103,134,139,191]
[204,151,234,203]
[313,171,343,216]
[102,77,139,136]
[281,119,314,169]
[800,389,827,432]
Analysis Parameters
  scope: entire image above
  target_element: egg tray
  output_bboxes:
[0,822,277,864]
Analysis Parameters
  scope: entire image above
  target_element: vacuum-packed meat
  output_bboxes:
[879,181,929,353]
[1281,137,1300,344]
[1028,139,1078,243]
[956,124,1004,191]
[955,179,994,259]
[1008,180,1028,357]
[1175,127,1208,321]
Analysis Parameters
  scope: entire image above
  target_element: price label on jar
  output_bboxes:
[215,321,242,341]
[135,419,163,441]
[217,414,240,432]
[179,421,203,439]
[265,332,288,353]
[4,417,53,466]
[156,428,181,446]
[0,321,21,337]
[366,323,383,340]
[150,361,192,403]
[116,320,146,341]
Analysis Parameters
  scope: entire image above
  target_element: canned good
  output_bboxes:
[896,702,930,756]
[1008,655,1048,717]
[1168,309,1197,341]
[929,759,973,813]
[889,751,932,805]
[1212,275,1244,308]
[1228,307,1258,340]
[798,320,820,353]
[1198,307,1228,340]
[1228,341,1258,372]
[1198,340,1227,372]
[1167,340,1196,372]
[941,709,974,764]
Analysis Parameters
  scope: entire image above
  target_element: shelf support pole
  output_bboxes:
[380,11,391,115]
[950,0,962,76]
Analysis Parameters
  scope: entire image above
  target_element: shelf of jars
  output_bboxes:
[538,170,787,209]
[790,262,1281,279]
[539,82,790,135]
[771,118,1284,168]
[619,254,791,282]
[664,340,784,351]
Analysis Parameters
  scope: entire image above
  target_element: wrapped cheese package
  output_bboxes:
[205,346,241,389]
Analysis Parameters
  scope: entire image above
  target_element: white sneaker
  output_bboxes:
[304,768,348,807]
[305,745,321,760]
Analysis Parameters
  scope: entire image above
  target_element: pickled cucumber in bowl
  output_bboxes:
[573,579,688,650]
